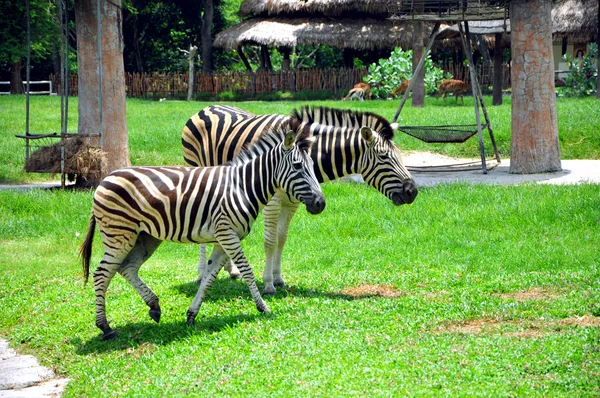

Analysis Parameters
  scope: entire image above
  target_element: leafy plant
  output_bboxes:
[364,47,451,98]
[560,43,598,97]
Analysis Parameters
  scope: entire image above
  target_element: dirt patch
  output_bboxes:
[434,315,600,337]
[496,287,559,302]
[340,284,404,299]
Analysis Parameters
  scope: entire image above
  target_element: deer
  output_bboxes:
[390,80,411,99]
[342,82,372,101]
[435,79,471,105]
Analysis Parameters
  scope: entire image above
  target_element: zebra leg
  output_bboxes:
[118,233,162,323]
[197,244,207,283]
[94,259,120,340]
[272,202,300,289]
[262,198,282,295]
[187,244,229,326]
[218,229,271,313]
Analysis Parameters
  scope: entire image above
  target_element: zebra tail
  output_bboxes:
[79,214,96,285]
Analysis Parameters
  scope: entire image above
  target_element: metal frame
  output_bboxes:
[389,1,506,174]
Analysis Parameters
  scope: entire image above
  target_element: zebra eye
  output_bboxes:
[292,161,303,170]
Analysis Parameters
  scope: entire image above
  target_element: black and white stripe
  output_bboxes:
[183,105,418,295]
[80,125,324,340]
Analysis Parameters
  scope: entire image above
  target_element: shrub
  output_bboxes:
[364,47,451,98]
[559,43,598,97]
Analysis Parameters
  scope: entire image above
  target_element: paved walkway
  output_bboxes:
[0,339,68,397]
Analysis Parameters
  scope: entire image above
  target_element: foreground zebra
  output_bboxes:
[80,124,325,340]
[183,105,418,295]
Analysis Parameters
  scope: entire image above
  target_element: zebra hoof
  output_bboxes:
[263,284,277,295]
[256,302,271,313]
[186,310,197,326]
[274,278,286,288]
[149,309,161,323]
[102,330,118,341]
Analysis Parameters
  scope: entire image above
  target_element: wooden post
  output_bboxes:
[179,45,197,101]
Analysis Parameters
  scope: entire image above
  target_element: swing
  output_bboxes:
[16,0,104,187]
[388,1,505,173]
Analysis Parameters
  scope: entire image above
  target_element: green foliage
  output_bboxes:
[559,43,598,97]
[364,47,451,98]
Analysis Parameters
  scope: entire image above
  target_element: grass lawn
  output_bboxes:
[1,95,599,183]
[0,95,599,396]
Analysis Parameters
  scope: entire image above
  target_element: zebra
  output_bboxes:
[182,105,418,295]
[80,124,325,340]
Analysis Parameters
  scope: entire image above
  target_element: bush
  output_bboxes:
[364,47,451,98]
[559,43,598,97]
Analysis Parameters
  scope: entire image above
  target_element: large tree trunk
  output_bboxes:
[10,60,24,94]
[509,0,561,174]
[201,0,214,74]
[411,21,425,107]
[492,32,503,105]
[75,0,130,178]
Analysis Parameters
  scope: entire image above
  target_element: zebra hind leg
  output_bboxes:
[272,203,300,290]
[187,244,229,326]
[94,251,129,340]
[118,232,163,323]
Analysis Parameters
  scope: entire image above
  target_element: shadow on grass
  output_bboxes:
[174,277,362,302]
[75,312,261,354]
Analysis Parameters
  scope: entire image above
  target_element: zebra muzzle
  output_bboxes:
[391,179,419,206]
[304,191,326,215]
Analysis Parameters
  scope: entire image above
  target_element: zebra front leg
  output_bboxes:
[119,233,162,323]
[187,244,229,326]
[262,198,282,295]
[272,202,300,289]
[218,229,270,313]
[197,244,207,283]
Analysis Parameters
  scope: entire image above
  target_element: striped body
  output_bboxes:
[435,79,471,104]
[182,105,418,295]
[81,127,324,339]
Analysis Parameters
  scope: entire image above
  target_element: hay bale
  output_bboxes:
[25,136,106,182]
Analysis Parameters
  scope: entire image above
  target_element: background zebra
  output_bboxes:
[182,105,418,295]
[80,124,325,340]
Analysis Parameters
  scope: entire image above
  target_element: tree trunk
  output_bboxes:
[201,0,214,74]
[10,60,24,94]
[411,20,425,107]
[492,32,503,105]
[281,48,291,71]
[509,0,561,174]
[75,0,130,179]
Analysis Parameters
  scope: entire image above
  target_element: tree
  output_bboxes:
[75,0,129,178]
[0,0,57,93]
[509,0,561,174]
[201,0,216,73]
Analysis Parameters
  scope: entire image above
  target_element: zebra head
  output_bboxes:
[358,126,418,206]
[277,126,326,215]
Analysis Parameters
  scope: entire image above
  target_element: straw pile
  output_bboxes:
[25,136,106,182]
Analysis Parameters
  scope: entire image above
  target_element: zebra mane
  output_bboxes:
[229,119,311,166]
[290,106,395,141]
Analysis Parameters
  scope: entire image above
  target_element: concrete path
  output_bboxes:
[0,339,68,398]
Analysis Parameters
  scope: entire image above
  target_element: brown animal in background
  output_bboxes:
[436,79,471,104]
[342,82,372,101]
[391,80,411,99]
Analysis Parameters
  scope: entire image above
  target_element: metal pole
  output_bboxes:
[459,21,488,174]
[392,21,440,124]
[97,0,103,149]
[25,0,31,159]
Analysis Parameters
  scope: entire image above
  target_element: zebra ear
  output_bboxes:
[284,130,296,149]
[360,126,374,143]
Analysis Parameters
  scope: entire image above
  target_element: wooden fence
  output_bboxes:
[50,65,509,99]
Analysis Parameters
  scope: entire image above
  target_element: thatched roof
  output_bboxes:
[437,0,598,44]
[239,0,509,21]
[214,17,415,51]
[239,0,390,18]
[552,0,598,43]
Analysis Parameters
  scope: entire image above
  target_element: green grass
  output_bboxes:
[0,95,599,395]
[1,182,599,396]
[1,95,599,183]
